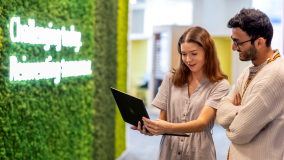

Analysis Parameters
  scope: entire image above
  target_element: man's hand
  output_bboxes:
[232,93,241,106]
[261,122,270,131]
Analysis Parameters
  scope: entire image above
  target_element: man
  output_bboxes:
[217,8,284,160]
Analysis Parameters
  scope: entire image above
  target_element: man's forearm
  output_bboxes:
[216,97,239,129]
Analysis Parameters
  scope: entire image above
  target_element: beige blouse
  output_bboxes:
[152,72,230,160]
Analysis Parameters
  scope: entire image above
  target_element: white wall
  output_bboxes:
[193,0,252,36]
[129,0,254,88]
[192,0,252,85]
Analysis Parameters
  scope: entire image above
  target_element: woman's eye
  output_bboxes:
[182,54,186,56]
[192,53,197,55]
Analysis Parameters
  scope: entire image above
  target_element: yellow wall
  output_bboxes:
[212,37,232,85]
[130,40,148,101]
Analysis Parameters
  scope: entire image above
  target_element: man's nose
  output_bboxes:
[232,43,238,51]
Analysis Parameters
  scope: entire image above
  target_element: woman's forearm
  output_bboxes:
[143,106,216,135]
[159,109,167,121]
[167,119,207,133]
[167,106,216,133]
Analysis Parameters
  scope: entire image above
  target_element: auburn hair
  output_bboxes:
[172,26,228,87]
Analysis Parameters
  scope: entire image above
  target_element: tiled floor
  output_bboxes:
[120,112,231,160]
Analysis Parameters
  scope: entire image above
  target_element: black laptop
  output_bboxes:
[110,87,189,137]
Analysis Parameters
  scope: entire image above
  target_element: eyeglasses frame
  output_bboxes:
[231,36,255,50]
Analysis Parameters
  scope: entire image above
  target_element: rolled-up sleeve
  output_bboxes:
[151,73,173,110]
[205,79,230,109]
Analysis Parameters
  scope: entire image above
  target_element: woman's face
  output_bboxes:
[181,42,205,74]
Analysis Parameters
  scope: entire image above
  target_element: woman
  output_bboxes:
[131,26,230,160]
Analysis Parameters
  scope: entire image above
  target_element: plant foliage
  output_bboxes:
[115,0,128,158]
[0,0,95,159]
[92,0,119,159]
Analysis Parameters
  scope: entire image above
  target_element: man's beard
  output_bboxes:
[238,45,258,61]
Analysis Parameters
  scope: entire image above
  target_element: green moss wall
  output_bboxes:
[115,0,128,158]
[93,0,118,159]
[0,0,95,159]
[93,0,129,159]
[0,0,128,159]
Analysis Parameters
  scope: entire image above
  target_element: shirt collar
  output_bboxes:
[266,49,280,63]
[250,49,280,69]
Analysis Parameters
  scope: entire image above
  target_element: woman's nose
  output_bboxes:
[186,56,192,62]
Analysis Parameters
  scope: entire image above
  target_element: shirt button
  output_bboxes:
[181,139,183,142]
[183,113,185,116]
[186,101,188,104]
[178,152,181,155]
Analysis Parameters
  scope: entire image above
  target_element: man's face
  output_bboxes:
[231,27,258,61]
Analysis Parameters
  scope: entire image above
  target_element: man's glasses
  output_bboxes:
[231,36,253,50]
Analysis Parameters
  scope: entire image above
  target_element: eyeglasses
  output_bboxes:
[231,36,253,50]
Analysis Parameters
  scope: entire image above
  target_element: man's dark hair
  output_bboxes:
[228,8,273,46]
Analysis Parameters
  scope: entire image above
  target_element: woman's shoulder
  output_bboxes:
[211,78,230,90]
[164,71,175,80]
[219,78,230,86]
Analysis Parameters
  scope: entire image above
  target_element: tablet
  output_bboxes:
[110,87,189,137]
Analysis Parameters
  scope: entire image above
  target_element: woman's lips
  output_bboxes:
[188,64,196,67]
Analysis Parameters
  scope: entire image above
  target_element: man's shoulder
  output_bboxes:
[266,57,284,75]
[273,56,284,67]
[240,57,284,78]
[257,58,284,87]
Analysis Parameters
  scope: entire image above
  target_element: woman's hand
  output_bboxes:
[232,93,241,106]
[142,117,171,135]
[130,121,153,136]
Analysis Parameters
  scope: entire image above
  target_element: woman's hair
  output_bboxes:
[172,26,228,87]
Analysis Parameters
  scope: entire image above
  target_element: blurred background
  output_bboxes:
[127,0,283,110]
[121,0,283,159]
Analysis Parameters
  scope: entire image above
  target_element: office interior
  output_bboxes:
[122,0,283,159]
